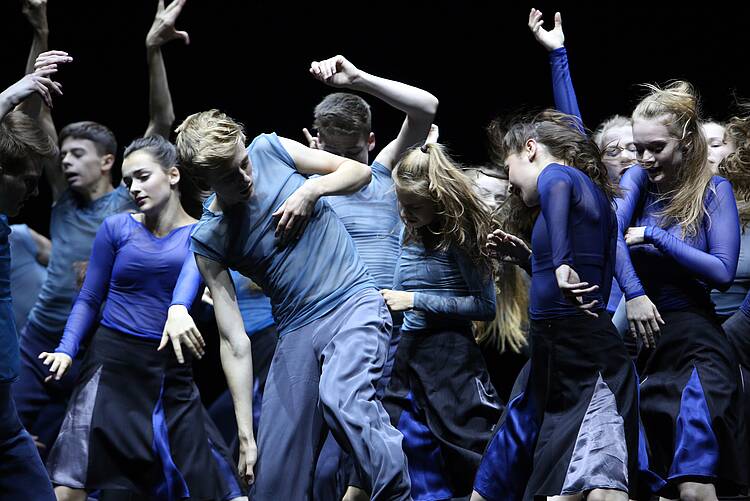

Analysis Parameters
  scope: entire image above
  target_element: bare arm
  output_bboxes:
[272,137,372,245]
[18,0,49,123]
[195,254,256,484]
[310,55,438,169]
[28,227,51,266]
[144,0,189,138]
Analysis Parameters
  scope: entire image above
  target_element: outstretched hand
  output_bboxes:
[309,55,361,88]
[1,52,70,111]
[487,228,531,265]
[528,8,565,52]
[147,0,190,48]
[38,352,72,382]
[555,264,600,317]
[272,182,318,247]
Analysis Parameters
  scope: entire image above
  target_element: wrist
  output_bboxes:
[168,304,189,315]
[303,178,325,199]
[348,69,370,91]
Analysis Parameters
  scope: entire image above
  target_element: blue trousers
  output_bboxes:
[0,382,55,500]
[251,288,411,501]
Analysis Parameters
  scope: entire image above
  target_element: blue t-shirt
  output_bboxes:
[9,224,47,334]
[395,234,496,333]
[230,270,275,337]
[615,166,740,312]
[57,213,199,358]
[0,215,20,382]
[26,186,135,335]
[190,133,373,335]
[712,227,750,316]
[529,164,617,320]
[323,161,402,291]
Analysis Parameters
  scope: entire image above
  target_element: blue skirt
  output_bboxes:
[474,313,642,501]
[46,326,244,501]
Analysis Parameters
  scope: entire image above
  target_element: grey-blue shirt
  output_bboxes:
[190,133,373,335]
[25,186,135,335]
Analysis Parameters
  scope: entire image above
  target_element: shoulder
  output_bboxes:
[371,161,392,179]
[538,163,574,190]
[249,132,296,168]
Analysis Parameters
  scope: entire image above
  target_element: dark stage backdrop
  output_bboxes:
[1,0,748,402]
[2,0,748,232]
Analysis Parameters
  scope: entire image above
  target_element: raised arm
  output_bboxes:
[528,9,583,126]
[17,1,50,125]
[625,178,740,289]
[144,0,189,138]
[309,55,438,169]
[272,137,372,244]
[195,254,256,485]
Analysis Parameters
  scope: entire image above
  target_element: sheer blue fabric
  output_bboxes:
[529,164,616,319]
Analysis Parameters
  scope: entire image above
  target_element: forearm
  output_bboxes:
[171,253,203,309]
[615,232,645,300]
[144,46,175,139]
[305,160,371,197]
[645,227,736,289]
[549,47,582,124]
[56,295,100,358]
[219,331,254,444]
[350,71,438,122]
[414,292,496,321]
[18,21,49,119]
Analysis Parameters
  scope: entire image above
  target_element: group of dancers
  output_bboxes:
[0,1,748,500]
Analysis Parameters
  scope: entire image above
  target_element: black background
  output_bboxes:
[2,0,748,400]
[2,0,749,233]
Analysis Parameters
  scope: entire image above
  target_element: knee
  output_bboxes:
[587,489,627,501]
[678,482,716,501]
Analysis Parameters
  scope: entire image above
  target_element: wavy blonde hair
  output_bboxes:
[632,81,711,237]
[720,112,750,228]
[393,143,494,270]
[175,109,246,176]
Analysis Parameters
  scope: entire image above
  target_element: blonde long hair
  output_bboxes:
[632,81,711,237]
[393,143,494,270]
[720,111,750,228]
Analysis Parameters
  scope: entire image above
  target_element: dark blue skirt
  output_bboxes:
[46,326,244,501]
[474,313,642,501]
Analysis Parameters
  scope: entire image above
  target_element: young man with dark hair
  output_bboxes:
[0,55,62,501]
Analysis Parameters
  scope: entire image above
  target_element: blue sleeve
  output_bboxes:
[614,167,647,300]
[170,251,204,310]
[741,289,750,318]
[538,166,575,269]
[643,178,740,290]
[56,218,117,358]
[549,47,583,131]
[413,251,496,321]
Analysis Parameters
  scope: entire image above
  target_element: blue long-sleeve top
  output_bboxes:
[395,233,496,334]
[56,213,201,358]
[614,166,740,312]
[530,164,617,320]
[549,47,583,128]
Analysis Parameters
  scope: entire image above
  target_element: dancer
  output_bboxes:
[616,81,746,499]
[304,55,437,501]
[380,142,502,500]
[174,110,411,500]
[0,56,62,501]
[39,135,245,501]
[472,110,641,501]
[13,0,189,453]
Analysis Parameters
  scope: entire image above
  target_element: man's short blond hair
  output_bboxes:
[175,109,246,175]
